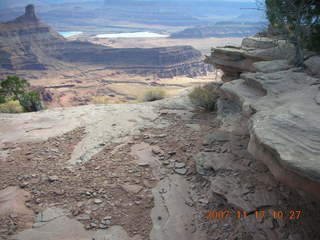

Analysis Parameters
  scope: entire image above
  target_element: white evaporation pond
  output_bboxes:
[94,31,169,38]
[59,31,83,38]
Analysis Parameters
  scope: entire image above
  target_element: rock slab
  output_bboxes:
[220,65,320,199]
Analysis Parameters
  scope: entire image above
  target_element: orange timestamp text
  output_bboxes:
[204,209,302,220]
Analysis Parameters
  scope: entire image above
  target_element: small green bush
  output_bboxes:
[0,100,24,113]
[143,88,166,102]
[0,75,43,112]
[19,91,43,112]
[188,84,220,111]
[0,95,6,104]
[0,75,30,100]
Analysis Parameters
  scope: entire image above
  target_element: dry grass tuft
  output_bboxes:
[92,96,110,104]
[143,88,166,102]
[0,100,25,113]
[188,84,220,111]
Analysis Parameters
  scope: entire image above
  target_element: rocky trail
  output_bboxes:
[1,94,320,240]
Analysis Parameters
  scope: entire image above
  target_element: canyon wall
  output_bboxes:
[0,5,211,78]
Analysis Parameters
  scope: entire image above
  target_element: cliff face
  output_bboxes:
[0,5,211,78]
[0,5,65,70]
[52,45,211,78]
[207,37,320,200]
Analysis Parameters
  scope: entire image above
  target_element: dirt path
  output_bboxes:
[1,96,320,240]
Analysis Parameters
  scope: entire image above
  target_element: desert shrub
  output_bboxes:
[143,88,166,102]
[0,87,6,104]
[0,100,24,113]
[0,76,43,112]
[18,91,43,112]
[188,84,220,111]
[0,75,30,100]
[0,95,6,104]
[92,96,110,104]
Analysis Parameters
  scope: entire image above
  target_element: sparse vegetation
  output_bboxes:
[19,91,42,112]
[92,96,110,104]
[188,84,220,111]
[0,94,5,104]
[143,88,166,102]
[0,100,24,113]
[265,0,320,66]
[0,75,42,113]
[0,76,30,101]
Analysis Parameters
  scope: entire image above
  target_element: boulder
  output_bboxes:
[304,56,320,76]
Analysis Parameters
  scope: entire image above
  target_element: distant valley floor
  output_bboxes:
[1,29,240,108]
[79,36,243,55]
[0,64,220,109]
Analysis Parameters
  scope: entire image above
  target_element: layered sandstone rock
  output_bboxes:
[0,5,211,78]
[210,38,320,199]
[0,5,65,70]
[52,45,210,78]
[205,37,295,81]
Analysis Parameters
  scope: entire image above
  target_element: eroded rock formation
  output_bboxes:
[205,37,296,81]
[0,5,211,78]
[207,37,320,199]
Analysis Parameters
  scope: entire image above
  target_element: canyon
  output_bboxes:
[0,2,320,240]
[0,5,216,108]
[0,36,320,240]
[0,5,211,79]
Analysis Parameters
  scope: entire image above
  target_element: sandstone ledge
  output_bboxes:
[205,37,296,81]
[219,59,320,199]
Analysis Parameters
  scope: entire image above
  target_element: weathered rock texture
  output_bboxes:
[0,187,34,229]
[205,37,295,81]
[1,80,320,239]
[0,5,211,78]
[210,38,320,199]
[14,207,140,240]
